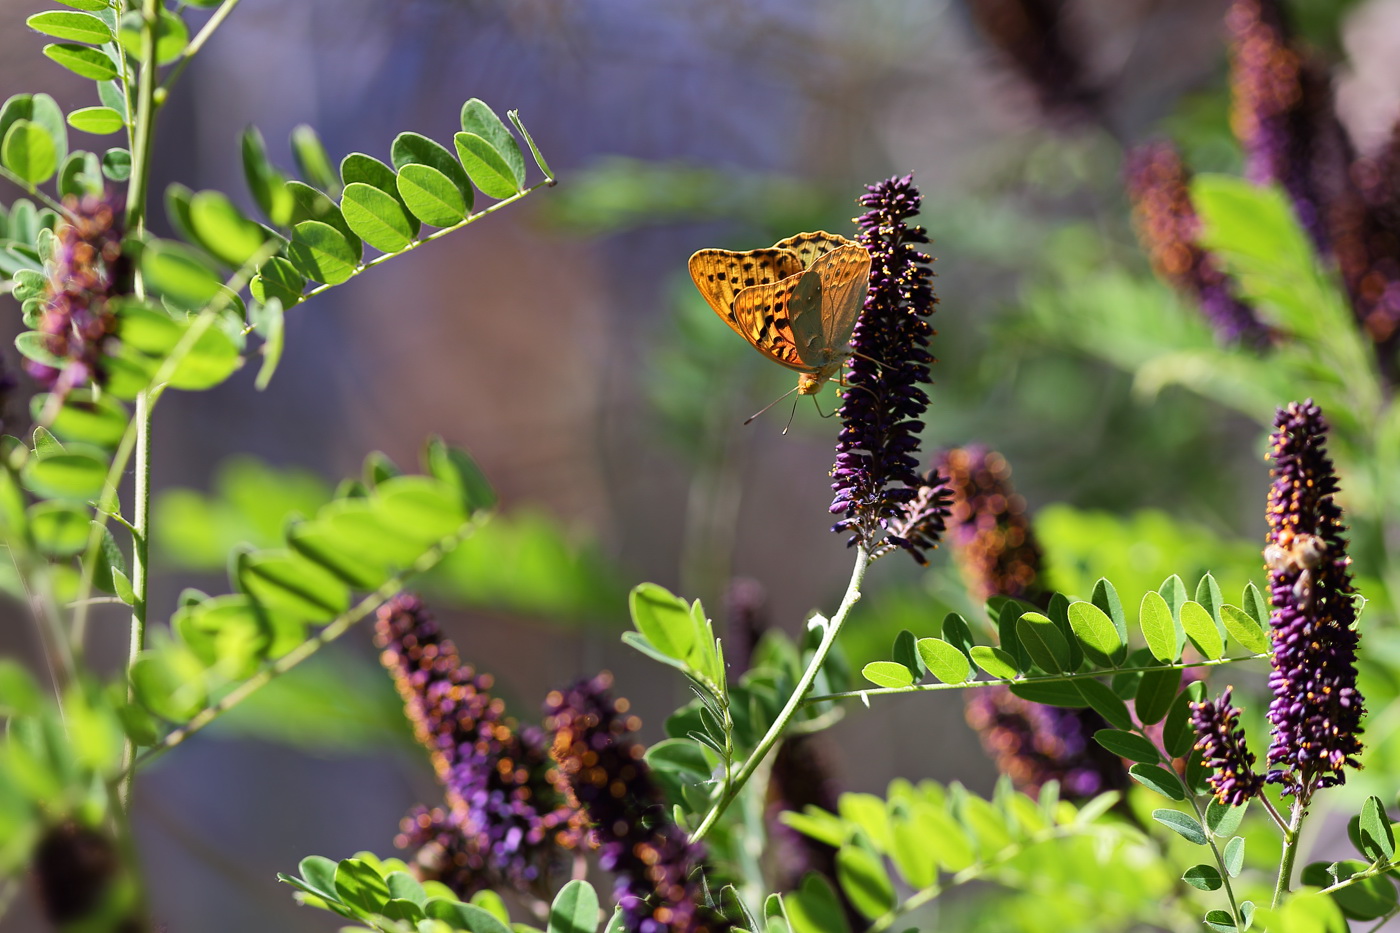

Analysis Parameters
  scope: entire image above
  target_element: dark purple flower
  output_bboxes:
[28,191,125,392]
[1327,122,1400,361]
[723,577,769,678]
[1190,687,1265,806]
[545,673,726,933]
[30,820,141,932]
[965,687,1125,798]
[937,446,1047,606]
[1226,0,1341,253]
[374,594,581,894]
[1124,142,1270,345]
[965,0,1101,124]
[1263,401,1365,800]
[829,175,941,562]
[882,467,953,566]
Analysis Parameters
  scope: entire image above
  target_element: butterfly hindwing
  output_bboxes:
[729,270,817,373]
[688,249,803,336]
[812,244,871,352]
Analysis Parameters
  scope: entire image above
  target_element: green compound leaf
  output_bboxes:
[2,121,58,185]
[835,845,895,920]
[1015,611,1070,673]
[1129,763,1186,800]
[340,182,416,253]
[341,152,419,236]
[1139,590,1181,662]
[462,98,526,186]
[861,661,914,690]
[1359,796,1396,863]
[454,131,520,199]
[916,637,971,684]
[396,163,469,227]
[1183,864,1223,891]
[1067,599,1122,666]
[548,879,600,933]
[43,43,120,80]
[1181,600,1225,660]
[1221,604,1271,654]
[391,131,473,212]
[27,10,114,45]
[1093,729,1161,763]
[969,645,1019,680]
[188,189,274,267]
[286,220,359,285]
[1153,808,1208,845]
[66,106,123,135]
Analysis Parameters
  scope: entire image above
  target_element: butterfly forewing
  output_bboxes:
[811,244,871,352]
[688,249,804,335]
[771,231,858,270]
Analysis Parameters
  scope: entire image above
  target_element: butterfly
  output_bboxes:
[688,231,872,395]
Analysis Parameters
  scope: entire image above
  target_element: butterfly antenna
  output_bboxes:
[781,394,800,435]
[745,384,801,426]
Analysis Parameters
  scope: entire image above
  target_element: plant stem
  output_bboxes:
[123,0,161,235]
[1272,801,1305,909]
[690,546,869,843]
[160,0,243,93]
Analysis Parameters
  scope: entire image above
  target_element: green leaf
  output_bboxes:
[1129,763,1186,800]
[507,109,555,181]
[1008,680,1088,707]
[58,149,102,197]
[1224,836,1245,877]
[1015,611,1070,673]
[396,163,469,227]
[30,501,91,556]
[1153,808,1208,845]
[290,124,341,197]
[892,629,923,680]
[917,637,971,684]
[888,814,936,889]
[423,438,496,511]
[1093,729,1161,763]
[1139,590,1181,662]
[425,899,512,933]
[340,152,419,236]
[250,256,306,308]
[1159,574,1188,618]
[861,661,914,689]
[187,189,273,268]
[286,220,359,285]
[1221,604,1271,654]
[340,182,416,253]
[0,660,45,718]
[835,845,895,920]
[43,43,119,80]
[941,612,975,659]
[2,121,58,184]
[1196,573,1225,625]
[334,858,390,916]
[391,132,473,209]
[969,645,1018,680]
[1091,578,1128,647]
[167,323,242,391]
[242,126,294,226]
[1074,678,1134,730]
[629,583,695,663]
[66,106,123,135]
[252,297,284,390]
[21,449,106,500]
[1181,600,1225,659]
[140,240,224,309]
[1359,796,1396,863]
[238,549,349,620]
[117,8,188,65]
[53,0,110,10]
[1183,864,1223,891]
[1205,799,1247,837]
[1134,666,1180,726]
[102,146,130,181]
[1162,680,1207,758]
[28,10,114,45]
[462,98,526,187]
[1067,600,1122,666]
[35,389,127,447]
[1203,909,1237,933]
[548,879,599,933]
[130,646,207,721]
[454,132,521,199]
[1242,582,1268,627]
[1313,859,1399,920]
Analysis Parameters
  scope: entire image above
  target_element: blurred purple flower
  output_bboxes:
[374,594,581,894]
[1329,123,1400,357]
[546,674,725,933]
[30,820,140,932]
[965,688,1125,798]
[937,446,1047,605]
[1190,687,1265,806]
[965,0,1101,124]
[1124,142,1270,345]
[1263,402,1365,800]
[830,175,942,563]
[28,192,125,392]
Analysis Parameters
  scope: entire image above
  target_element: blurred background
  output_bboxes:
[0,0,1392,928]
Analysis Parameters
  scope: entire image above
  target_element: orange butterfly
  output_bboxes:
[688,232,872,395]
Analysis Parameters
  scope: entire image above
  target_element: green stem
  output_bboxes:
[690,546,869,843]
[802,654,1264,706]
[1186,793,1242,927]
[117,389,152,808]
[159,0,243,94]
[1273,802,1305,909]
[123,0,161,234]
[0,167,74,217]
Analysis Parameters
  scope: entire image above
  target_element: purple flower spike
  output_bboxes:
[374,594,581,894]
[1262,402,1365,800]
[29,191,126,391]
[1124,142,1270,345]
[1190,687,1265,807]
[830,175,941,563]
[938,446,1047,605]
[965,687,1126,798]
[545,674,726,933]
